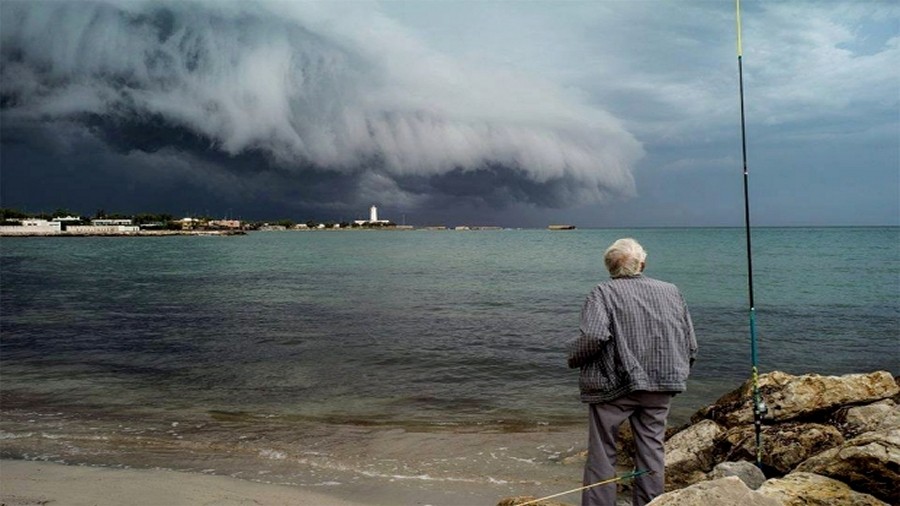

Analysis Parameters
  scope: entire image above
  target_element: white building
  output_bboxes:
[92,219,133,226]
[66,225,139,234]
[0,219,62,235]
[52,215,82,224]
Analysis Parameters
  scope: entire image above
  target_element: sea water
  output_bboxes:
[1,227,897,502]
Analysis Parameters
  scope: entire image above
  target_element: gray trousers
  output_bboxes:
[582,391,672,506]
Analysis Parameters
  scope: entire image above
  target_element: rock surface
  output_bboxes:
[757,472,888,506]
[515,371,900,506]
[707,461,766,490]
[645,476,780,506]
[693,371,899,427]
[717,422,844,474]
[832,399,899,437]
[795,428,900,504]
[663,419,724,490]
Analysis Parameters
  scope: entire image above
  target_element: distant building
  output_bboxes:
[66,225,139,234]
[208,219,242,230]
[179,217,199,230]
[92,219,133,226]
[0,219,62,235]
[23,219,56,227]
[52,215,82,224]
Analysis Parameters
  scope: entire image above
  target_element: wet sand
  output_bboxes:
[0,453,577,506]
[0,459,369,506]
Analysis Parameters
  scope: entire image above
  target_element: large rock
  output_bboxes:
[757,472,888,506]
[832,399,899,437]
[717,422,844,474]
[646,476,780,506]
[707,461,766,490]
[795,428,900,504]
[692,371,899,427]
[663,419,724,490]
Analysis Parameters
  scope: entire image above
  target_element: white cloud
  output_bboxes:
[746,3,899,126]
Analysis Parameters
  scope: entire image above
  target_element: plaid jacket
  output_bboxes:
[567,275,698,403]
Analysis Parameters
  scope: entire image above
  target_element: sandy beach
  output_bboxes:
[0,451,558,506]
[0,459,371,506]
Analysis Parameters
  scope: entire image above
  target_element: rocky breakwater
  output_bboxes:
[662,370,898,505]
[498,370,899,506]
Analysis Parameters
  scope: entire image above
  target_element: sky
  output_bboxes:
[1,0,897,227]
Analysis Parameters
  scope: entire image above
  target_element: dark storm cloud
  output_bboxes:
[0,0,642,216]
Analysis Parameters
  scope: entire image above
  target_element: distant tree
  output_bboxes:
[0,207,26,225]
[133,213,175,225]
[52,208,76,218]
[92,210,124,219]
[275,219,295,229]
[0,208,28,220]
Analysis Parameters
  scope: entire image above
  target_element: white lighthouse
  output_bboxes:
[354,204,390,226]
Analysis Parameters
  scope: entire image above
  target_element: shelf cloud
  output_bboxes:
[0,0,642,214]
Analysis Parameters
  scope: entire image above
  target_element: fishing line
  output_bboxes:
[735,0,766,469]
[513,470,651,506]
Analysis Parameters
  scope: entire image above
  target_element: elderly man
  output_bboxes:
[568,238,697,506]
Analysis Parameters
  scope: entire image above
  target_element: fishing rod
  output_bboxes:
[514,470,651,506]
[735,0,766,469]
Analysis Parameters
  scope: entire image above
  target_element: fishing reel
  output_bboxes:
[754,398,770,421]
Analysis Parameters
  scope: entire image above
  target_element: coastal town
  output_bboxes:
[0,205,575,236]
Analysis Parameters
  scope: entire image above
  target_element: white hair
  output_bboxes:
[604,238,647,278]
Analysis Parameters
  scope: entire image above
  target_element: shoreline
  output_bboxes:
[0,459,368,506]
[0,230,246,237]
[1,225,896,237]
[0,404,588,506]
[0,445,572,506]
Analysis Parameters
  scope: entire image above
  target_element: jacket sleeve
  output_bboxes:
[567,288,610,369]
[681,292,698,364]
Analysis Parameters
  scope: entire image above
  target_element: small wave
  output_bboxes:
[295,457,499,485]
[0,431,33,439]
[360,470,477,483]
[258,449,287,460]
[40,433,109,441]
[508,456,536,464]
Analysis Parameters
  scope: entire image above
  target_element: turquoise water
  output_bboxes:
[1,227,897,498]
